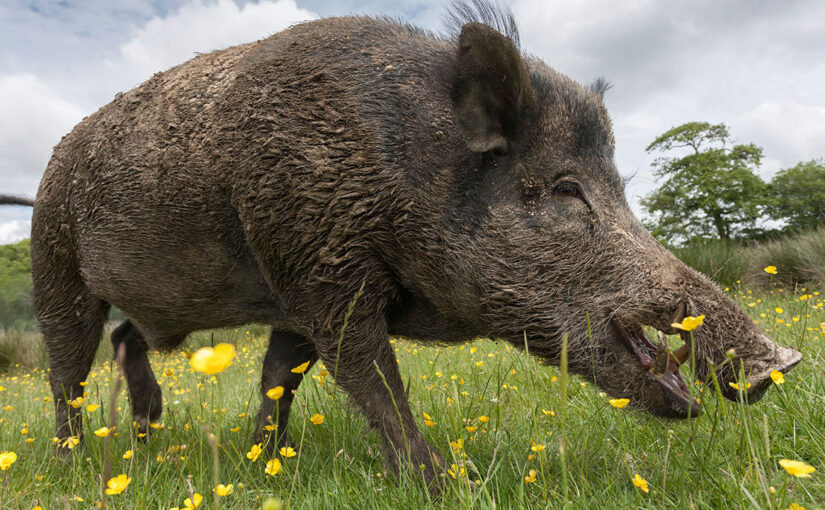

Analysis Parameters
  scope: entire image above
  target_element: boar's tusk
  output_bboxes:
[671,340,691,365]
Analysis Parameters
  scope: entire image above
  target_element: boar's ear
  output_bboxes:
[453,22,537,154]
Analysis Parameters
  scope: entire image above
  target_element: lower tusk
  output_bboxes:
[672,343,690,365]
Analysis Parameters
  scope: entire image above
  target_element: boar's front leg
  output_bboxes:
[254,330,318,451]
[110,320,164,437]
[316,316,445,486]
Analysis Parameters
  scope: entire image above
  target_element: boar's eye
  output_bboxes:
[553,181,583,200]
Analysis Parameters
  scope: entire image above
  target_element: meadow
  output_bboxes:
[0,286,823,509]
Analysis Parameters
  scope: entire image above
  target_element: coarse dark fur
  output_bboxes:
[5,1,800,487]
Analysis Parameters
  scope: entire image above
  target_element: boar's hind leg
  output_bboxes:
[110,320,164,437]
[36,278,108,453]
[317,322,445,486]
[254,330,318,451]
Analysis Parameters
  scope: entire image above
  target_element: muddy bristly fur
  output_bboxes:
[6,0,799,488]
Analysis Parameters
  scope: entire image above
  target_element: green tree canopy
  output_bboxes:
[769,159,825,231]
[641,122,767,244]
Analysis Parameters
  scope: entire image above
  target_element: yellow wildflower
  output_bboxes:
[183,493,202,509]
[104,474,130,495]
[770,370,785,385]
[632,473,649,493]
[246,443,262,462]
[448,464,466,479]
[524,469,537,483]
[728,382,752,391]
[279,446,296,458]
[215,483,234,496]
[265,458,282,476]
[62,436,80,450]
[671,315,705,331]
[0,451,17,470]
[94,426,112,438]
[291,361,311,374]
[309,414,324,425]
[86,404,100,412]
[122,450,133,460]
[189,343,235,375]
[779,459,816,478]
[609,398,630,408]
[266,386,285,401]
[764,266,777,275]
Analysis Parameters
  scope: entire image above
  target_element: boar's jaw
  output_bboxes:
[610,319,701,418]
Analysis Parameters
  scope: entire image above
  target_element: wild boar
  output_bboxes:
[4,0,799,484]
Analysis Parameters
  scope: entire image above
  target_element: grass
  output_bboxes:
[674,227,825,289]
[0,289,823,509]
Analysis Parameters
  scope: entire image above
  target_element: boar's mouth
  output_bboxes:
[611,318,701,418]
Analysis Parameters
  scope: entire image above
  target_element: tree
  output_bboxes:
[641,122,767,244]
[769,159,825,231]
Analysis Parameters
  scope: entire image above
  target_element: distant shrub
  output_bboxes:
[0,239,35,329]
[672,229,825,289]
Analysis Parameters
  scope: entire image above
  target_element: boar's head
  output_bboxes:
[406,20,801,419]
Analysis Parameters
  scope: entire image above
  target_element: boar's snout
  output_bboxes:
[716,336,801,403]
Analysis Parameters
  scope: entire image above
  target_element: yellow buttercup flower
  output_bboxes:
[68,396,84,408]
[531,444,545,453]
[770,370,785,385]
[764,266,777,275]
[183,493,202,509]
[309,414,324,425]
[265,458,282,476]
[448,464,466,479]
[779,459,816,478]
[246,443,262,462]
[279,446,297,458]
[524,469,537,483]
[215,483,234,496]
[86,404,100,412]
[0,451,17,470]
[94,426,112,438]
[478,415,489,423]
[266,386,285,401]
[609,398,630,408]
[632,473,649,493]
[291,361,311,374]
[450,438,463,453]
[189,343,236,375]
[464,426,478,433]
[62,436,80,450]
[122,450,133,460]
[671,315,705,331]
[422,411,436,427]
[728,382,752,391]
[104,474,130,495]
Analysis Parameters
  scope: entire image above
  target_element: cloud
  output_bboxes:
[0,73,87,194]
[0,220,30,245]
[107,0,317,91]
[0,0,318,243]
[733,102,825,176]
[510,0,825,213]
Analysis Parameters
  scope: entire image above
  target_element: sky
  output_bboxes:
[1,0,824,243]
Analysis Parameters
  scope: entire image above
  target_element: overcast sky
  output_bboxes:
[1,0,824,243]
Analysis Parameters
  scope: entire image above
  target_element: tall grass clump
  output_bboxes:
[746,227,825,288]
[672,238,748,287]
[672,228,825,289]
